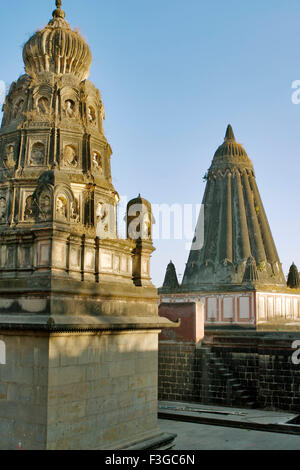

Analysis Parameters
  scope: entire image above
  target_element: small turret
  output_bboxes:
[287,263,300,289]
[162,261,180,289]
[127,195,155,287]
[126,194,153,241]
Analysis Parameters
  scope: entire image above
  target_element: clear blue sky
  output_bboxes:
[1,0,300,286]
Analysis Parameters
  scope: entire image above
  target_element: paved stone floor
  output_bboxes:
[159,419,300,450]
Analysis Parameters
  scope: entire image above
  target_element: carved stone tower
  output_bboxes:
[0,1,175,450]
[160,125,300,329]
[182,124,286,290]
[0,1,121,306]
[0,0,155,316]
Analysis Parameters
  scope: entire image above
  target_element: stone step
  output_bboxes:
[203,351,257,410]
[208,355,220,360]
[234,389,248,396]
[227,378,237,383]
[231,383,243,389]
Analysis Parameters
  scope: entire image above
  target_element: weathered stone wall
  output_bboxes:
[0,331,49,450]
[258,350,300,410]
[158,332,300,412]
[0,329,161,450]
[47,331,160,450]
[158,342,203,403]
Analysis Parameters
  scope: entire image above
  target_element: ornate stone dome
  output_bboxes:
[23,1,92,81]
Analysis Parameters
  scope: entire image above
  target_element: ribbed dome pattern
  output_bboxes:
[210,124,253,172]
[215,142,247,158]
[23,1,92,81]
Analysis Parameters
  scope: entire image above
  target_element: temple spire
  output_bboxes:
[224,124,235,142]
[180,125,286,290]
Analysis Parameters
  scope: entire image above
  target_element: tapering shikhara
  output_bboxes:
[183,124,285,288]
[160,126,300,328]
[0,1,176,450]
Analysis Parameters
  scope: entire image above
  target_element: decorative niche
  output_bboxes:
[92,151,103,174]
[61,144,78,168]
[30,142,46,166]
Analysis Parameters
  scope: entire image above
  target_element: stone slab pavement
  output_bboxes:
[158,418,300,450]
[158,401,300,450]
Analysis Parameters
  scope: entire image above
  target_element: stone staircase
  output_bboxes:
[202,347,257,409]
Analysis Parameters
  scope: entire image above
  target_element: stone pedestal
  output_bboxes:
[0,315,176,450]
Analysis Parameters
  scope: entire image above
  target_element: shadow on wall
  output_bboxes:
[0,331,159,450]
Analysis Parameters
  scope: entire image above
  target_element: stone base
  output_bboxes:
[0,321,175,450]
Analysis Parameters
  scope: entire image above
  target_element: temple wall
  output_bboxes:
[0,329,161,450]
[160,292,256,326]
[158,332,300,412]
[47,331,160,450]
[0,331,48,450]
[161,291,300,327]
[158,342,203,403]
[256,292,300,326]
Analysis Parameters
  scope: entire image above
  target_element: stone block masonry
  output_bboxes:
[0,332,49,449]
[48,331,160,450]
[158,331,300,412]
[159,342,202,403]
[0,329,162,450]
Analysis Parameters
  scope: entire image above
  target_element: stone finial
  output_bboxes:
[287,263,300,289]
[162,261,180,289]
[212,124,249,162]
[53,0,66,19]
[224,124,235,142]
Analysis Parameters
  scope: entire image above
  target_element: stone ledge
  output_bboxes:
[0,277,158,299]
[121,432,177,450]
[0,314,180,332]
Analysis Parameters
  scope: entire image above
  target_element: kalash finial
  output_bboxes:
[52,0,66,19]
